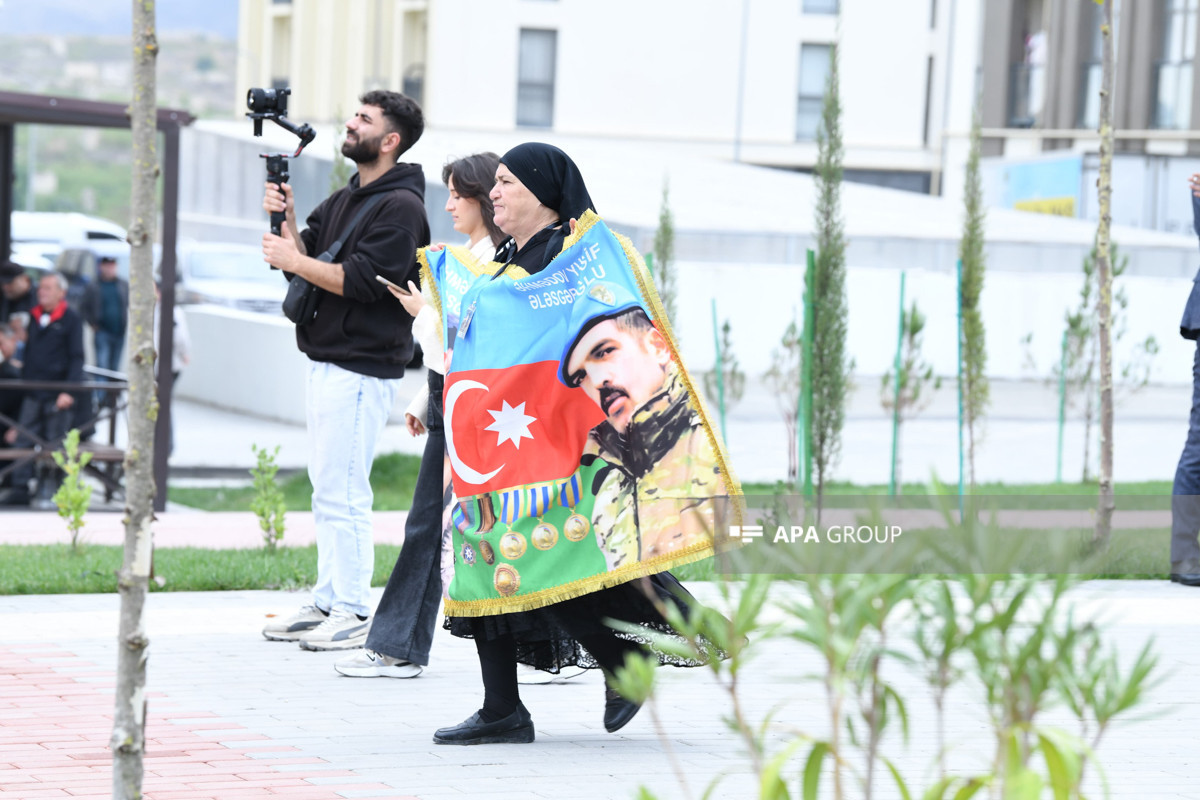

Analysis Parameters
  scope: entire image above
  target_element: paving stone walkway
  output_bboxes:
[2,580,1200,799]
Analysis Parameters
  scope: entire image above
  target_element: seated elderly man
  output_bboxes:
[0,272,85,507]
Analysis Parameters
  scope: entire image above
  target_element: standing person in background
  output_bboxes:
[259,90,430,651]
[0,261,36,326]
[1171,172,1200,587]
[334,152,504,677]
[81,256,128,393]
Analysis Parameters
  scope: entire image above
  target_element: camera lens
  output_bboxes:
[247,87,269,112]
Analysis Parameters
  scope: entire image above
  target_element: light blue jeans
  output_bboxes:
[306,360,400,617]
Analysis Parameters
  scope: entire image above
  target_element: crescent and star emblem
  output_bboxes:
[443,379,539,485]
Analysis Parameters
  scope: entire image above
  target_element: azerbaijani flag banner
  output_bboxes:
[419,212,742,616]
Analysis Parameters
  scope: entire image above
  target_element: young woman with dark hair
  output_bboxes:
[331,153,503,678]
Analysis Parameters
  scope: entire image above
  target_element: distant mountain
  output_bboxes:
[0,0,239,39]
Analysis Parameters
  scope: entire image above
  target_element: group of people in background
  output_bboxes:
[258,89,718,744]
[0,252,189,506]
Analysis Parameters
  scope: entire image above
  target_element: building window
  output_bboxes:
[517,29,557,128]
[1155,0,1198,129]
[802,0,838,14]
[403,65,425,106]
[796,44,831,141]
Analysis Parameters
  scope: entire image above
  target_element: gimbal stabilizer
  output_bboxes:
[246,87,316,236]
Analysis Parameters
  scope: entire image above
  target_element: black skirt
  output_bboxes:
[444,571,711,673]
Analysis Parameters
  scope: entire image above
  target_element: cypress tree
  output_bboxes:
[811,44,848,519]
[959,110,989,490]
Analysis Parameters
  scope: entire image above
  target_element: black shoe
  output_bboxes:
[604,686,642,733]
[433,704,535,745]
[1170,573,1200,587]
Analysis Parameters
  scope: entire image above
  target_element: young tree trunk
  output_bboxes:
[113,3,158,797]
[1093,0,1116,545]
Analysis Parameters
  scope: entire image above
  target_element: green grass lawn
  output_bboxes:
[742,478,1174,496]
[168,452,422,512]
[0,542,717,595]
[4,464,1167,596]
[169,455,1173,514]
[0,544,402,595]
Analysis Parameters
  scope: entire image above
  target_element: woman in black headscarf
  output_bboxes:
[435,143,704,746]
[489,141,595,270]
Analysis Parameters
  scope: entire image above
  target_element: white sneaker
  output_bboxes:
[298,610,371,651]
[334,648,423,678]
[517,664,588,685]
[262,604,328,642]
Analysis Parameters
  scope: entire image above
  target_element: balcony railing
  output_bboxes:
[1154,60,1194,129]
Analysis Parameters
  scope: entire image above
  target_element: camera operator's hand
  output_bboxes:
[262,224,303,274]
[1190,172,1200,198]
[263,181,305,255]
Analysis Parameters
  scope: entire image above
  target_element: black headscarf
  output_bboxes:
[497,143,596,270]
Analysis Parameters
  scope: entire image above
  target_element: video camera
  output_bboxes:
[246,87,316,236]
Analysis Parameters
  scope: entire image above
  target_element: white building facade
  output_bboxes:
[236,0,973,194]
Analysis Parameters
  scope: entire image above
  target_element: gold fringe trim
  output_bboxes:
[441,211,750,617]
[559,211,743,515]
[444,538,723,617]
[417,245,510,353]
[415,247,441,323]
[610,225,746,526]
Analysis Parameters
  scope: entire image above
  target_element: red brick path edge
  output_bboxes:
[0,645,419,800]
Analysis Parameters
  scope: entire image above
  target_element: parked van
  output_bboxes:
[11,211,129,289]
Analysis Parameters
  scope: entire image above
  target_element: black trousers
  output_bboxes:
[363,371,446,665]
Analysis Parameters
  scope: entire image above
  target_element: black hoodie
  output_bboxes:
[297,163,430,378]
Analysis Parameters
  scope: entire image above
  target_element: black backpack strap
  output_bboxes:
[316,192,386,263]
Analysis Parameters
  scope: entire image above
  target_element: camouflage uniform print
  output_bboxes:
[583,366,726,571]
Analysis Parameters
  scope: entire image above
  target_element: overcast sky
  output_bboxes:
[0,0,238,38]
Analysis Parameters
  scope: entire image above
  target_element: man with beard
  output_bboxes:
[259,90,430,651]
[560,283,725,571]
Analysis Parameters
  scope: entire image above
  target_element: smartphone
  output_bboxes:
[375,274,407,293]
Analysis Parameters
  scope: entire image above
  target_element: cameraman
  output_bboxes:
[260,90,430,649]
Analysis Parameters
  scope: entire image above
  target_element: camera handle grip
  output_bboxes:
[263,154,290,236]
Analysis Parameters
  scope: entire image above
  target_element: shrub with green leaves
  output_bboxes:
[249,444,286,551]
[620,564,1159,800]
[51,428,93,552]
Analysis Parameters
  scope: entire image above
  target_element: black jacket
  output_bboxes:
[0,286,35,324]
[297,163,430,378]
[22,303,85,399]
[80,277,129,334]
